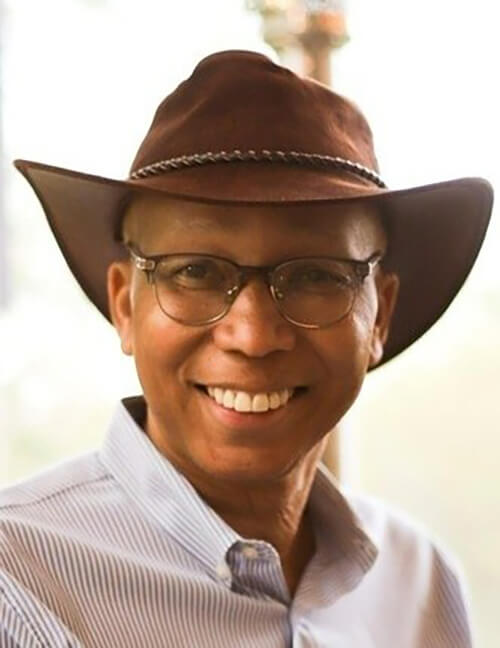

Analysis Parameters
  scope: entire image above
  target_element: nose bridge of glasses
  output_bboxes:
[228,264,277,303]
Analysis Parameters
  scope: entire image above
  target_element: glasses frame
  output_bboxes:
[125,243,382,329]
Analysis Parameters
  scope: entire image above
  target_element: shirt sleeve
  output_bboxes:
[0,570,82,648]
[346,491,475,647]
[415,543,474,648]
[0,586,44,648]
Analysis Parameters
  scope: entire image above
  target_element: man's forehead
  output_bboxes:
[122,193,385,248]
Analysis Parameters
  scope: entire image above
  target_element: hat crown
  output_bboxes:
[130,50,379,176]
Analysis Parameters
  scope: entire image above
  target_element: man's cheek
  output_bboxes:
[351,295,378,350]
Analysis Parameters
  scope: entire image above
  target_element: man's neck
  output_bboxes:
[192,447,326,596]
[142,402,329,596]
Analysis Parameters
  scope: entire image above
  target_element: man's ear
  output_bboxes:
[107,261,134,356]
[368,271,400,368]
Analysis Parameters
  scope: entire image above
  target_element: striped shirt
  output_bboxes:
[1,397,472,647]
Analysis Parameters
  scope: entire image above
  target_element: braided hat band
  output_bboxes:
[130,149,387,189]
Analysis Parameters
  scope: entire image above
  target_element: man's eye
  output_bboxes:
[158,258,225,289]
[281,263,354,296]
[291,266,347,286]
[176,263,209,279]
[300,268,333,283]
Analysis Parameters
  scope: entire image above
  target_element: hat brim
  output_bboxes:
[14,159,493,369]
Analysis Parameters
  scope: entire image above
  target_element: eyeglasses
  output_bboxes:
[126,243,382,329]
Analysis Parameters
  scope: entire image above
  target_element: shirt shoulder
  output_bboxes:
[343,490,473,647]
[0,454,108,647]
[346,489,460,570]
[0,451,112,548]
[0,451,108,512]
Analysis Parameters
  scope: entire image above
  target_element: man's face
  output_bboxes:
[108,195,398,486]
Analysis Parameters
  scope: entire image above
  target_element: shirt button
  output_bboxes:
[215,562,232,582]
[241,544,259,560]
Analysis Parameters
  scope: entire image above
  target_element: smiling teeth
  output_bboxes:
[207,387,294,413]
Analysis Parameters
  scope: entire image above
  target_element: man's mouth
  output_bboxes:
[196,385,307,414]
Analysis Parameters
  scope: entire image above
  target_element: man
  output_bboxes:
[1,51,493,647]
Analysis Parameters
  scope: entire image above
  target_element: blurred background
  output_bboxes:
[0,0,498,645]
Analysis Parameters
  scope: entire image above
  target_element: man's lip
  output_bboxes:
[195,382,308,429]
[194,383,308,394]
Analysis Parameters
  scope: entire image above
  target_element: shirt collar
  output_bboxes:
[100,397,378,595]
[99,397,241,582]
[305,464,379,606]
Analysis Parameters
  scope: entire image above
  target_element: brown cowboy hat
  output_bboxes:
[14,50,493,368]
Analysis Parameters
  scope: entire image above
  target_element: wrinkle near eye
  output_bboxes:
[351,279,378,328]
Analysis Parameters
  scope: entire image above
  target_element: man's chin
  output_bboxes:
[189,443,320,488]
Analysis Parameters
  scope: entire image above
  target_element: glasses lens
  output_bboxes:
[273,258,357,327]
[153,255,237,324]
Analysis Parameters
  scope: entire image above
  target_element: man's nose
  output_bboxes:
[211,277,297,357]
